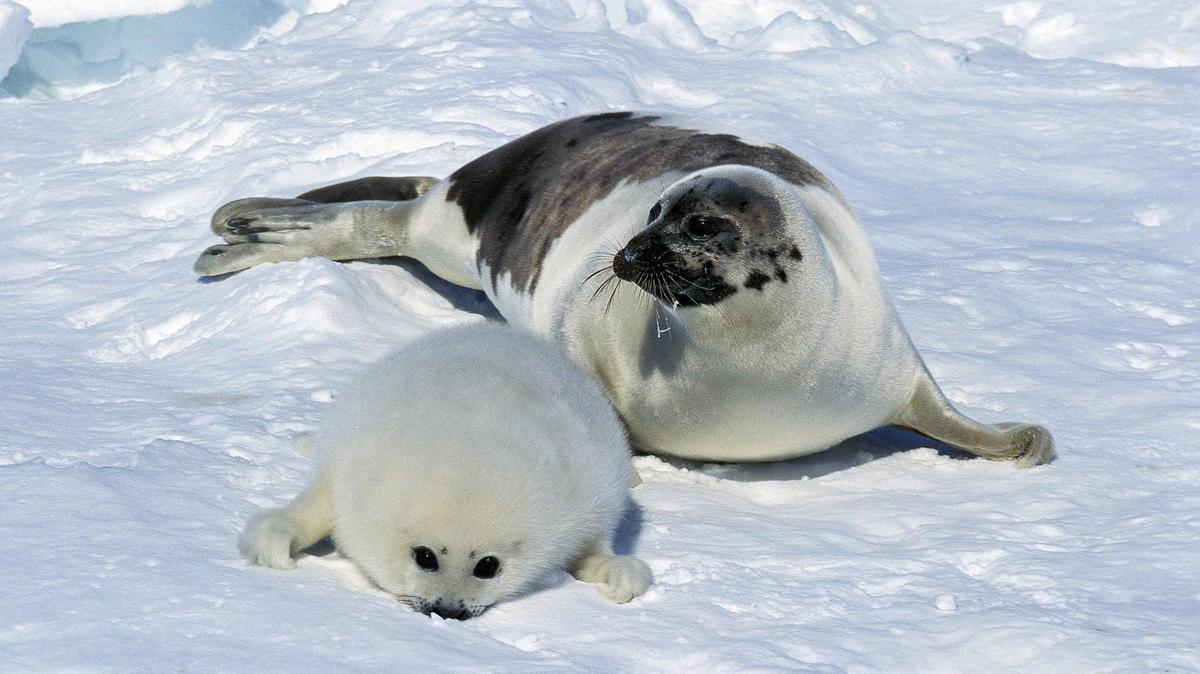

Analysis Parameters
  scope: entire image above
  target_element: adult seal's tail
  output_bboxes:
[196,112,1053,467]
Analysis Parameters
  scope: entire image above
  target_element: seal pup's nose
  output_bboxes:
[427,603,471,621]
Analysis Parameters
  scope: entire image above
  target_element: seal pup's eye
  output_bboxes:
[647,202,662,223]
[683,214,728,240]
[472,556,501,579]
[413,546,439,572]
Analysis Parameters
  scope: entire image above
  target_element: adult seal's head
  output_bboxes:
[614,166,817,310]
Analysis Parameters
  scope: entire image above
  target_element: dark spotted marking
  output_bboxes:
[445,112,834,291]
[739,245,801,292]
[745,271,771,291]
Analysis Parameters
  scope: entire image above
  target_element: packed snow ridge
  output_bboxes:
[0,0,347,94]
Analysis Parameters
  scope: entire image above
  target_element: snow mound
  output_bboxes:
[0,0,30,80]
[0,0,347,98]
[15,0,346,28]
[18,0,201,28]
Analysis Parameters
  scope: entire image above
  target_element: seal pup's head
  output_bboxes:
[612,165,829,319]
[331,437,585,620]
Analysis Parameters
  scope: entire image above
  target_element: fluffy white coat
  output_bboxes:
[239,322,651,618]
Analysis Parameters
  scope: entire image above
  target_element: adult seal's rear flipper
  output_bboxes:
[194,193,424,277]
[892,374,1055,468]
[194,176,438,276]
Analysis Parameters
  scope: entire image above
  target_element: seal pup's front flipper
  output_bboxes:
[239,470,333,569]
[571,541,653,604]
[892,373,1055,468]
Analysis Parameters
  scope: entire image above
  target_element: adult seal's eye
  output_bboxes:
[647,202,662,223]
[473,556,501,579]
[413,546,439,572]
[684,214,727,240]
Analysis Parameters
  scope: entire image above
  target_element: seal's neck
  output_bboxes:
[608,286,797,362]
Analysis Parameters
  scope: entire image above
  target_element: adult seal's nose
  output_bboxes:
[619,239,651,265]
[612,248,632,280]
[613,236,665,281]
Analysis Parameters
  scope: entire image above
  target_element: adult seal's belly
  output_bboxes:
[196,112,1054,467]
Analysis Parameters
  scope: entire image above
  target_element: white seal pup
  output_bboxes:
[198,112,1053,467]
[239,322,652,619]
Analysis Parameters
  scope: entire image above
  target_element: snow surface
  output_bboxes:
[2,0,1198,671]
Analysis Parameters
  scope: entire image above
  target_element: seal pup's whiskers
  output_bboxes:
[393,594,421,610]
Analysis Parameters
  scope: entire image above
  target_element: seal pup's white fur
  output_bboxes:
[239,323,652,618]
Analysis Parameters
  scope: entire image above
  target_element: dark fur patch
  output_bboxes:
[296,176,437,203]
[446,112,834,292]
[745,271,771,291]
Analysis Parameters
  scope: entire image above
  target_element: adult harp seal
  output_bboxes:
[197,112,1053,467]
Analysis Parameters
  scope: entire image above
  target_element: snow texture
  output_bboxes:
[2,0,1198,671]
